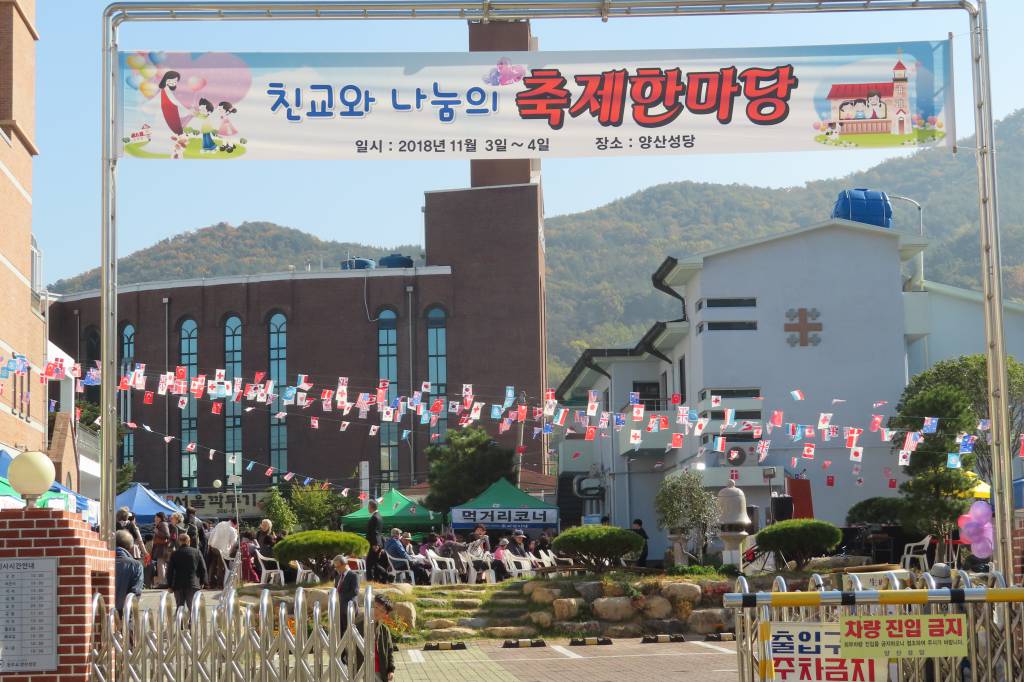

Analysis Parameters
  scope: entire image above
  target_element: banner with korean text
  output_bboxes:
[118,41,952,160]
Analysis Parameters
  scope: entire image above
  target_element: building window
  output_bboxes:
[269,313,288,480]
[225,316,243,479]
[119,324,135,466]
[705,297,757,308]
[699,388,762,401]
[180,319,198,488]
[631,381,662,410]
[705,321,757,331]
[84,327,101,403]
[378,309,399,491]
[426,307,447,443]
[678,356,686,404]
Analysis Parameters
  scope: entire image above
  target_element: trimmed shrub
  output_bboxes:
[274,530,369,579]
[845,496,905,527]
[756,519,842,570]
[551,526,643,573]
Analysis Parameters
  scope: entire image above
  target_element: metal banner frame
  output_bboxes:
[100,1,1011,583]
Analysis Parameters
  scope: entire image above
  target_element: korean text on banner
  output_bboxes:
[766,623,883,682]
[840,614,968,660]
[119,41,953,160]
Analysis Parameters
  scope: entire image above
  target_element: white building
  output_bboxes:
[555,219,1024,562]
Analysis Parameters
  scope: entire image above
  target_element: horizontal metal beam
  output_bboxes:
[106,0,977,24]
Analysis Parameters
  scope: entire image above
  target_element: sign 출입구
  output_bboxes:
[768,622,883,681]
[0,558,57,672]
[118,41,952,160]
[840,614,968,659]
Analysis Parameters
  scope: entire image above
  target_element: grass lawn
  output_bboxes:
[124,137,247,159]
[815,129,945,148]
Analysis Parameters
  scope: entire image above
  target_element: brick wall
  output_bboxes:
[1013,509,1024,586]
[0,508,113,681]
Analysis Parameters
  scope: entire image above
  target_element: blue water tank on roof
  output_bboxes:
[379,253,415,269]
[340,257,376,270]
[830,188,893,228]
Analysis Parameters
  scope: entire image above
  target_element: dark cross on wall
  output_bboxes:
[785,308,823,347]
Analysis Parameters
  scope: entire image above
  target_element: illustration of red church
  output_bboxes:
[825,54,909,135]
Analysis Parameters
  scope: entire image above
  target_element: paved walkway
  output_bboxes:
[395,638,738,682]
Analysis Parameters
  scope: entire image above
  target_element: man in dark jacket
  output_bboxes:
[166,534,207,610]
[184,507,207,557]
[332,555,360,634]
[365,500,385,581]
[115,530,144,614]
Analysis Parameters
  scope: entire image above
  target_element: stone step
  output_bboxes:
[478,608,529,619]
[415,598,449,608]
[419,609,473,619]
[485,597,529,607]
[425,627,477,641]
[450,598,484,609]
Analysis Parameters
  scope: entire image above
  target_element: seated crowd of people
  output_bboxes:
[364,520,561,585]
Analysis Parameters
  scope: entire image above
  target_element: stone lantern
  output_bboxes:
[717,480,751,568]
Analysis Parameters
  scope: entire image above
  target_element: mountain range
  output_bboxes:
[51,109,1024,383]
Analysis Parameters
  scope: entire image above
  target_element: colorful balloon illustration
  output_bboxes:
[140,64,157,79]
[125,72,144,90]
[148,51,167,65]
[958,500,994,559]
[139,81,158,99]
[187,76,207,92]
[126,54,146,70]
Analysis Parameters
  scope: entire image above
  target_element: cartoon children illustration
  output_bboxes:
[853,99,868,119]
[158,70,187,158]
[839,101,855,120]
[217,102,239,153]
[866,90,887,119]
[194,98,217,153]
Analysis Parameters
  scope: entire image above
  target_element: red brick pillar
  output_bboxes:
[1013,509,1024,586]
[0,508,114,681]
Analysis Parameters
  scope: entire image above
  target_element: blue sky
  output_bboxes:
[34,1,1024,284]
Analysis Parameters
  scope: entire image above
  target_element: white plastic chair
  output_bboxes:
[295,561,320,585]
[256,550,285,586]
[460,550,495,584]
[900,535,932,572]
[504,552,535,579]
[348,557,366,581]
[426,549,459,585]
[386,552,415,584]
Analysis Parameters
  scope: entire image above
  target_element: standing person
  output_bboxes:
[166,534,207,610]
[237,531,260,584]
[371,595,396,682]
[157,70,188,158]
[365,500,383,581]
[631,518,649,568]
[182,507,204,556]
[151,512,171,587]
[116,509,145,559]
[217,101,239,153]
[169,513,186,545]
[114,530,144,615]
[332,555,360,634]
[208,517,238,559]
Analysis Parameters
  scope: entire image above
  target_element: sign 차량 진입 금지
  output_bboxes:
[118,41,952,160]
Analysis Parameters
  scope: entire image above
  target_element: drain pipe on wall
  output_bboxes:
[406,284,415,482]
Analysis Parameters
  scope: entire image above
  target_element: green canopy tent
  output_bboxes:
[341,488,443,534]
[450,478,559,530]
[0,477,25,509]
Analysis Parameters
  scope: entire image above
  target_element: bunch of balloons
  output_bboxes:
[958,500,994,559]
[124,51,207,99]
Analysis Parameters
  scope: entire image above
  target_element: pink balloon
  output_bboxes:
[157,52,253,110]
[972,537,994,559]
[968,501,992,521]
[187,76,207,92]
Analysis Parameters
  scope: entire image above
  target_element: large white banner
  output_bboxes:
[118,41,952,160]
[450,507,559,529]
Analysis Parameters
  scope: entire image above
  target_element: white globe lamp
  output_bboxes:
[8,451,55,506]
[212,479,223,489]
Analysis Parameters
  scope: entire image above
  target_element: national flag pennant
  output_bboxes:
[369,425,379,436]
[756,439,770,463]
[822,460,832,470]
[628,391,640,405]
[693,417,709,437]
[144,391,154,405]
[571,451,582,460]
[265,467,274,477]
[710,395,722,407]
[632,404,645,422]
[1019,434,1024,458]
[790,456,798,468]
[310,417,319,429]
[722,408,736,426]
[826,475,835,487]
[801,443,815,459]
[629,430,642,445]
[852,463,862,476]
[670,393,681,405]
[922,417,939,434]
[770,410,784,427]
[872,400,888,408]
[831,398,846,405]
[729,468,740,481]
[790,389,805,401]
[283,472,295,481]
[947,453,962,469]
[713,436,727,452]
[977,419,991,432]
[212,401,223,415]
[898,450,911,466]
[246,461,255,471]
[959,434,976,454]
[208,448,215,460]
[845,428,864,449]
[585,426,597,441]
[186,442,197,453]
[817,413,832,430]
[849,446,863,462]
[888,478,897,489]
[869,414,883,432]
[671,432,683,449]
[856,478,865,487]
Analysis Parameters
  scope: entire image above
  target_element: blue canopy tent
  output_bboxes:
[116,483,184,524]
[0,449,15,478]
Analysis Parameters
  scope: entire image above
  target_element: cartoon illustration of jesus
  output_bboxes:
[158,70,188,158]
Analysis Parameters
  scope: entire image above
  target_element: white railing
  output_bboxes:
[90,584,376,682]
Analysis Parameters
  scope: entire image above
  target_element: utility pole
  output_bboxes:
[515,391,527,489]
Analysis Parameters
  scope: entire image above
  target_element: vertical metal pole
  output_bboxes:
[515,390,527,488]
[99,11,118,549]
[969,0,1014,584]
